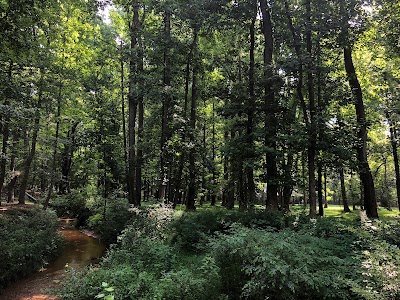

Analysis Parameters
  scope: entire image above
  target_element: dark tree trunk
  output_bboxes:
[186,29,199,211]
[245,14,256,209]
[135,38,144,206]
[159,10,172,201]
[387,112,400,209]
[306,0,317,218]
[222,131,229,207]
[7,130,18,203]
[0,62,13,203]
[343,47,378,218]
[172,30,199,208]
[59,122,79,194]
[127,0,140,206]
[260,0,278,210]
[339,166,351,212]
[211,99,217,206]
[120,40,129,198]
[18,70,44,204]
[317,163,324,216]
[283,152,294,211]
[227,134,236,210]
[45,80,62,209]
[324,169,328,208]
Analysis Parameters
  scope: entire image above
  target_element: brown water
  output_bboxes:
[0,220,105,300]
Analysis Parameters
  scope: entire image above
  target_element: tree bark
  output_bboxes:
[306,0,317,218]
[317,163,324,216]
[245,13,256,209]
[260,0,278,210]
[159,10,172,201]
[0,62,13,204]
[127,0,140,206]
[45,79,62,209]
[339,166,351,212]
[120,40,129,198]
[59,122,78,194]
[343,47,378,218]
[135,36,144,206]
[387,112,400,209]
[186,28,199,211]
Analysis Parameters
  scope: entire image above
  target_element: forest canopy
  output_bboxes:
[0,0,400,219]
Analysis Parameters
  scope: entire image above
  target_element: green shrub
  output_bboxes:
[61,207,225,300]
[88,198,132,245]
[156,256,223,300]
[0,208,62,290]
[50,189,87,217]
[170,209,292,252]
[209,225,359,300]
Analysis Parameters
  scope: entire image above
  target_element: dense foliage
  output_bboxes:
[0,0,399,220]
[0,208,62,291]
[60,208,400,300]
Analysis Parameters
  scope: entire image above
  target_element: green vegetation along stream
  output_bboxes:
[0,219,105,300]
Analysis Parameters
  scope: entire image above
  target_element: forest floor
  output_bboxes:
[0,271,62,300]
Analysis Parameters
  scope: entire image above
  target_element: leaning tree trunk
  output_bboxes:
[343,47,378,218]
[260,0,278,210]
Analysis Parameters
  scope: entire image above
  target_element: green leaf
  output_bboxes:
[101,282,109,288]
[105,295,114,300]
[105,287,114,292]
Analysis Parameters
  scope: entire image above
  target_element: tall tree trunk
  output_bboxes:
[186,28,199,211]
[317,162,324,216]
[316,31,324,217]
[0,62,13,204]
[211,99,217,206]
[245,13,256,209]
[260,0,278,210]
[324,169,328,208]
[306,0,317,218]
[135,37,144,206]
[7,130,18,203]
[45,80,62,209]
[387,112,400,209]
[343,47,378,218]
[18,69,44,204]
[159,10,171,201]
[222,131,229,207]
[128,0,140,206]
[120,40,129,198]
[59,122,78,194]
[339,166,351,212]
[283,152,294,211]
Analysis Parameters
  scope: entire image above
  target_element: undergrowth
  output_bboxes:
[60,207,400,300]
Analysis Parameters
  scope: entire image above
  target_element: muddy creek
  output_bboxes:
[0,219,105,300]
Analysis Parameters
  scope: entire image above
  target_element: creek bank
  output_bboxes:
[0,219,105,300]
